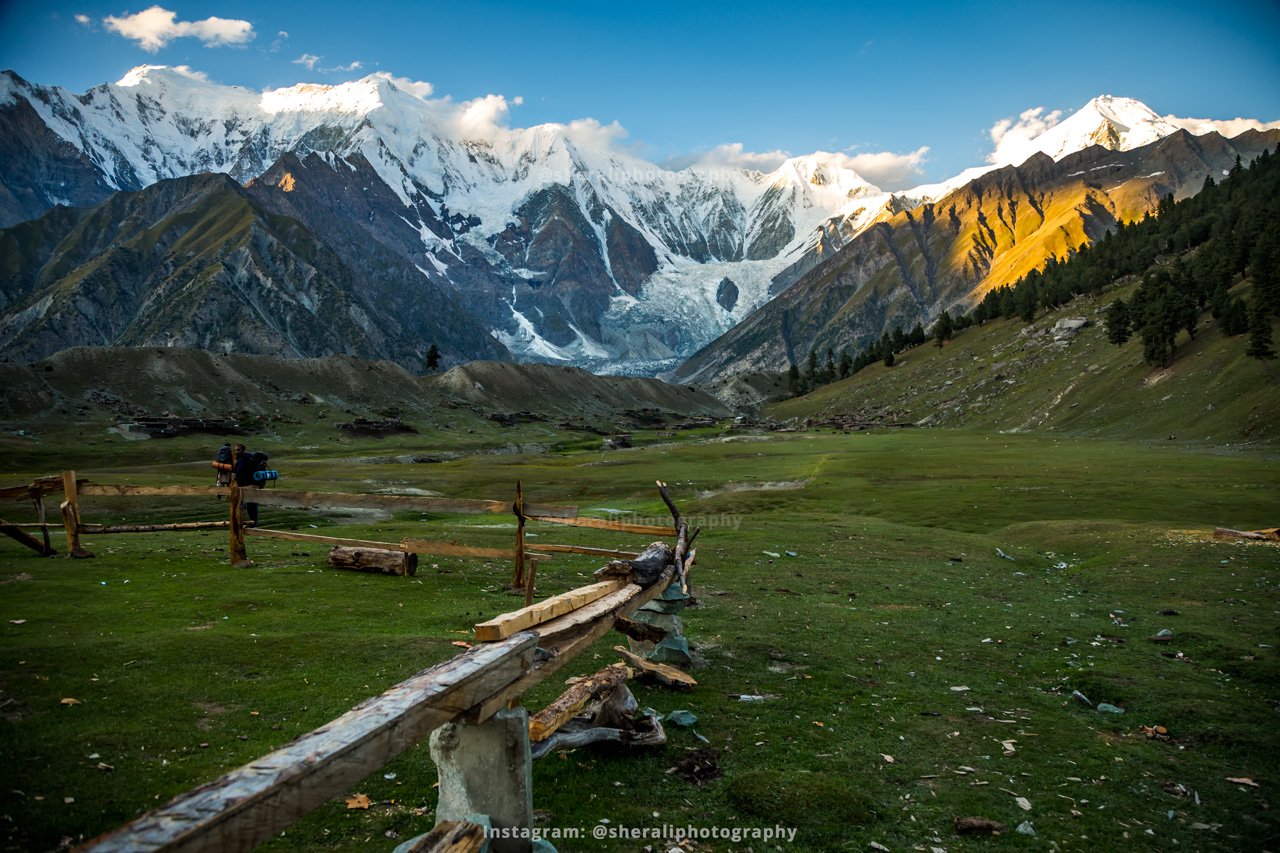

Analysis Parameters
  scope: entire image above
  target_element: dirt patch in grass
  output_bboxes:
[0,573,33,585]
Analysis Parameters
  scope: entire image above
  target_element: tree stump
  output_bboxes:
[327,546,417,576]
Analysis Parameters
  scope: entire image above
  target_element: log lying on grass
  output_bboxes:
[327,546,418,576]
[594,541,673,586]
[528,662,631,742]
[0,517,56,556]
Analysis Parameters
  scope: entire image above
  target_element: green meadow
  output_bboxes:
[1,428,1278,851]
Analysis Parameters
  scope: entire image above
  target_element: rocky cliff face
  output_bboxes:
[0,173,507,367]
[675,129,1280,384]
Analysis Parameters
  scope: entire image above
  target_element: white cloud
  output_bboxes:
[987,106,1063,166]
[170,65,209,81]
[662,142,791,172]
[268,30,288,53]
[842,146,930,189]
[662,143,928,188]
[292,53,320,71]
[329,60,362,72]
[374,73,434,99]
[103,6,254,52]
[1163,114,1280,137]
[74,13,91,25]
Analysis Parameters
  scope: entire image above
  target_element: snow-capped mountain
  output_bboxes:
[1,69,1271,373]
[0,65,905,369]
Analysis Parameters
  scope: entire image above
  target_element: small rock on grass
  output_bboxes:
[1097,703,1125,715]
[1016,821,1036,836]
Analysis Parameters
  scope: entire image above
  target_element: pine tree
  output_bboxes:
[425,343,441,372]
[933,310,954,349]
[1105,298,1131,345]
[824,348,837,383]
[1216,297,1249,336]
[1246,300,1276,361]
[838,350,852,379]
[787,363,801,394]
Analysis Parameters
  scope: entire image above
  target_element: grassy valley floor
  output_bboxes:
[1,428,1278,851]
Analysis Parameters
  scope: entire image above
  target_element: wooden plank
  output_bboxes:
[533,544,640,559]
[82,633,539,853]
[530,584,647,644]
[471,567,675,723]
[401,539,517,560]
[79,484,230,498]
[528,663,630,742]
[474,579,628,642]
[0,477,88,502]
[0,517,56,556]
[247,489,576,518]
[527,515,672,536]
[81,521,230,534]
[513,481,526,588]
[247,528,404,551]
[614,646,697,689]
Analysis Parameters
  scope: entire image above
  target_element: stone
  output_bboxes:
[429,707,533,852]
[1096,703,1126,715]
[715,277,739,312]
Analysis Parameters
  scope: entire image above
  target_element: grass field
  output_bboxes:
[2,427,1278,851]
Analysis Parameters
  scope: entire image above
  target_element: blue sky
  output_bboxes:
[2,0,1278,187]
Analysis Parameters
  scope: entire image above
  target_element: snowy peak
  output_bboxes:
[1027,95,1176,161]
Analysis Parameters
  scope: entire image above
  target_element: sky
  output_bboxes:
[2,0,1279,189]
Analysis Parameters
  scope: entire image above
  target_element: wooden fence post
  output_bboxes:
[60,470,92,558]
[229,483,249,566]
[512,481,526,589]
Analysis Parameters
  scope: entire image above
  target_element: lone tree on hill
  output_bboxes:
[425,343,441,372]
[1246,301,1276,363]
[1105,298,1132,345]
[933,310,955,349]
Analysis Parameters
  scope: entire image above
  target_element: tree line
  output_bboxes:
[789,146,1278,396]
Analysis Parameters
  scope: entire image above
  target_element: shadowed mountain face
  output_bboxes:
[674,129,1280,384]
[0,173,507,367]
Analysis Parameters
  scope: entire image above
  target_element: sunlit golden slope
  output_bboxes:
[676,128,1279,385]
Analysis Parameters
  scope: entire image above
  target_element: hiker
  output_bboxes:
[212,442,233,486]
[232,444,269,526]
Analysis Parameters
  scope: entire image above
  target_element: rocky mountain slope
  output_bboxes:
[0,67,900,371]
[0,172,505,366]
[2,67,1274,375]
[675,128,1280,385]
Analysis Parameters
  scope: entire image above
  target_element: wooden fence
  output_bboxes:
[31,477,695,852]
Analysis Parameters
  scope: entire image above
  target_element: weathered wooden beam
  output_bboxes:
[79,484,230,498]
[532,544,640,559]
[614,615,668,644]
[0,517,56,556]
[82,633,540,853]
[473,579,629,642]
[527,515,671,536]
[401,539,519,560]
[228,483,247,567]
[1214,526,1280,541]
[0,477,88,502]
[513,481,526,588]
[528,663,630,742]
[60,471,92,559]
[614,646,697,689]
[471,567,675,723]
[247,489,576,518]
[81,521,230,534]
[246,528,403,550]
[327,546,417,576]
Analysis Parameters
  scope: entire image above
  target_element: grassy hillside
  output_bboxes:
[1,429,1277,851]
[767,280,1280,446]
